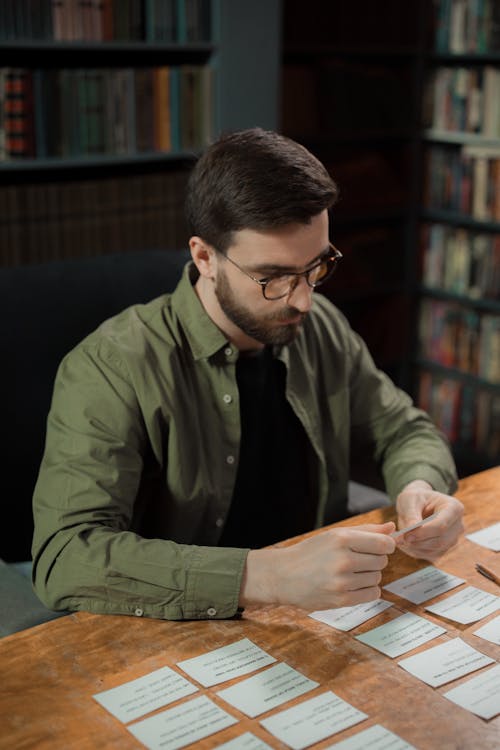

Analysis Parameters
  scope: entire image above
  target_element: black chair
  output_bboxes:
[1,248,189,634]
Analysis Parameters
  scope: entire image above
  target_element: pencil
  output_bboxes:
[475,563,500,587]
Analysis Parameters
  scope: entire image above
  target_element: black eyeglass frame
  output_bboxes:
[220,242,343,300]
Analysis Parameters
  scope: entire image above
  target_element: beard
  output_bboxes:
[214,265,306,346]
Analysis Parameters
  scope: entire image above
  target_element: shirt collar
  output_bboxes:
[171,262,230,361]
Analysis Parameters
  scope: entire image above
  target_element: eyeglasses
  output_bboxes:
[221,242,343,301]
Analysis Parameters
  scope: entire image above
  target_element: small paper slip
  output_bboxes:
[443,663,500,720]
[309,599,392,631]
[216,662,318,718]
[92,666,198,723]
[382,565,465,604]
[127,695,238,750]
[355,612,446,658]
[425,586,500,624]
[259,691,368,750]
[397,637,495,687]
[390,511,440,538]
[215,732,273,750]
[176,638,276,687]
[325,723,417,750]
[473,614,500,645]
[466,521,500,551]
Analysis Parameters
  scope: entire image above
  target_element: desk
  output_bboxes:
[1,468,499,750]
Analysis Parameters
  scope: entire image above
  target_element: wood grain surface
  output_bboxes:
[1,468,499,750]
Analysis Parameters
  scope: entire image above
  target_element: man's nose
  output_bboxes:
[287,275,314,312]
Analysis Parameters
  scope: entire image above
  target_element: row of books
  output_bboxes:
[419,299,500,384]
[425,66,500,137]
[421,223,500,299]
[0,66,213,160]
[424,144,500,220]
[0,170,190,267]
[0,0,211,43]
[434,0,500,53]
[418,371,500,458]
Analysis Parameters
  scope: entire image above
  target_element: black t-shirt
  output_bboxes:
[218,347,315,549]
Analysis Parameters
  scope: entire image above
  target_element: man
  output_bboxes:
[32,129,463,621]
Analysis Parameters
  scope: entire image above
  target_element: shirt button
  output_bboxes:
[134,608,144,617]
[224,347,233,357]
[223,393,232,404]
[215,517,224,528]
[226,455,235,465]
[207,607,217,617]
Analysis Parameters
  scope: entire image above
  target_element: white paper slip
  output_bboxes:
[325,723,418,750]
[443,663,500,720]
[215,732,273,750]
[466,521,500,551]
[216,662,318,718]
[355,612,446,658]
[259,691,368,750]
[397,637,495,688]
[92,666,198,723]
[473,614,500,645]
[425,586,500,624]
[309,599,392,631]
[176,638,276,687]
[390,512,440,538]
[127,694,238,750]
[382,565,465,604]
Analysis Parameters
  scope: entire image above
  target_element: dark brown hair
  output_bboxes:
[185,128,339,253]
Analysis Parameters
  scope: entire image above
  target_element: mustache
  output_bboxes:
[270,306,305,323]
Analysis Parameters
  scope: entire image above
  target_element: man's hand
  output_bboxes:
[395,480,464,561]
[239,522,396,611]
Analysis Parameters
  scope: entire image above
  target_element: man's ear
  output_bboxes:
[189,236,217,280]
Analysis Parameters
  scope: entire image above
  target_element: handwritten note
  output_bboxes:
[127,695,238,750]
[325,723,417,749]
[259,691,367,750]
[309,600,392,631]
[355,612,446,658]
[443,663,500,720]
[216,663,318,718]
[425,586,500,624]
[176,638,276,687]
[397,637,495,687]
[92,666,198,723]
[215,732,273,750]
[466,522,500,551]
[382,565,465,604]
[473,614,500,646]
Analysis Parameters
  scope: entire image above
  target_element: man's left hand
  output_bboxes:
[395,480,464,561]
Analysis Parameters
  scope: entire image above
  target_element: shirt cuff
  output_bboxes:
[183,545,249,620]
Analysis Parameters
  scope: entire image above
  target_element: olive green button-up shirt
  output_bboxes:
[32,263,457,621]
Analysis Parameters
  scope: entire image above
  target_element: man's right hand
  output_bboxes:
[239,522,396,611]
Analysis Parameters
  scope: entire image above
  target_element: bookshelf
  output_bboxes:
[0,0,281,266]
[417,0,500,475]
[281,0,425,390]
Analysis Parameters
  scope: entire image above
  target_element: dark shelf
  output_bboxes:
[0,40,214,66]
[416,358,500,392]
[0,151,200,174]
[428,51,500,64]
[419,286,500,313]
[421,209,500,232]
[291,130,417,147]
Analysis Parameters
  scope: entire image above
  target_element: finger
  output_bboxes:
[343,551,389,573]
[355,522,396,535]
[345,529,396,555]
[404,514,464,545]
[343,570,383,590]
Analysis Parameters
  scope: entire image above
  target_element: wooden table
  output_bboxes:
[1,468,499,750]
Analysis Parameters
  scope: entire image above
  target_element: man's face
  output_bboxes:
[213,211,329,347]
